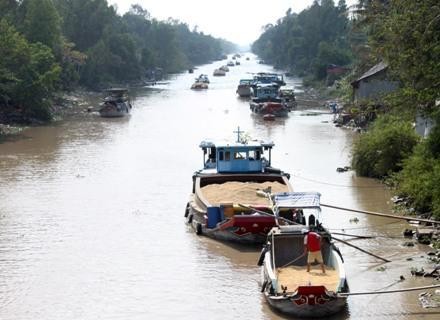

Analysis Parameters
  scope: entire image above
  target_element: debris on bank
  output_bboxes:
[419,290,440,308]
[0,124,23,136]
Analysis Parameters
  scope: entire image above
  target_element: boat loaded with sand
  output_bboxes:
[259,192,349,318]
[184,128,293,244]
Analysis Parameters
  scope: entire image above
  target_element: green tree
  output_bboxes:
[22,0,62,53]
[0,19,61,122]
[351,115,419,178]
[252,0,352,79]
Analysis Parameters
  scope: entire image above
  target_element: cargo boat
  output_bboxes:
[185,128,293,244]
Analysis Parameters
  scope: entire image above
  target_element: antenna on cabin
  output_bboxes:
[233,126,243,143]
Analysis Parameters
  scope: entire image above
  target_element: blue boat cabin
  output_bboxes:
[252,84,279,100]
[200,139,274,173]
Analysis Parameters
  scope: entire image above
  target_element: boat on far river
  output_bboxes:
[98,88,132,118]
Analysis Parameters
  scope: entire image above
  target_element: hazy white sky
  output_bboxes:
[110,0,357,45]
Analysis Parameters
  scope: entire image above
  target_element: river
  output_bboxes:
[0,54,438,319]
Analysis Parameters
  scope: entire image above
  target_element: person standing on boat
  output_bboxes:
[303,230,325,273]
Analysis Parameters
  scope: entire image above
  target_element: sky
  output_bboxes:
[110,0,357,46]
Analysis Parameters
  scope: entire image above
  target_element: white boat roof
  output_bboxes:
[199,138,274,148]
[273,192,321,209]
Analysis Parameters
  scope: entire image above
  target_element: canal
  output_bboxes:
[0,54,437,319]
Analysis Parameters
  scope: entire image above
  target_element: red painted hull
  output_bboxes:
[217,215,277,237]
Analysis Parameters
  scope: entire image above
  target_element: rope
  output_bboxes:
[339,284,440,297]
[322,203,440,225]
[293,173,386,189]
[236,203,298,225]
[333,236,391,263]
[280,253,306,268]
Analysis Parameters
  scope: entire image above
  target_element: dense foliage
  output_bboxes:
[360,0,440,113]
[251,0,352,81]
[254,0,439,217]
[0,19,61,122]
[394,112,440,217]
[352,1,440,217]
[0,0,235,122]
[351,115,419,178]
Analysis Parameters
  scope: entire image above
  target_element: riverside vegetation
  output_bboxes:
[1,0,439,220]
[252,0,440,220]
[0,0,235,125]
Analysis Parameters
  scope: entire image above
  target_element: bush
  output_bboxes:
[394,112,440,219]
[351,116,419,178]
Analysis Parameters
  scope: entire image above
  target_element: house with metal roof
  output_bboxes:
[351,62,399,103]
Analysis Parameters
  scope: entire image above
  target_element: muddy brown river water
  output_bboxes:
[0,54,438,319]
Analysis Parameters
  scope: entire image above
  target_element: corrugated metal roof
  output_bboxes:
[353,61,388,84]
[273,192,321,209]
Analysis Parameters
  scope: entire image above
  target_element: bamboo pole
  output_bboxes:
[236,203,298,225]
[333,236,391,263]
[339,284,440,297]
[332,232,375,239]
[321,203,440,225]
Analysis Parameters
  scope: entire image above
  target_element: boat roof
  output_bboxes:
[199,127,274,149]
[273,192,321,209]
[104,88,128,93]
[199,139,274,149]
[255,83,279,88]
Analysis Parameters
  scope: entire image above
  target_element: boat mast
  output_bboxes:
[233,126,243,143]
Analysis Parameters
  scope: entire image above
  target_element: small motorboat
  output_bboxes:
[191,81,208,90]
[195,74,209,83]
[98,88,132,118]
[219,65,229,72]
[213,69,226,76]
[236,79,253,97]
[259,192,349,318]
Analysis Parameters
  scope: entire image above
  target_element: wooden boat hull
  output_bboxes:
[188,212,277,244]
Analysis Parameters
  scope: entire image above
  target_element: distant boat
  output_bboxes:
[249,84,288,117]
[236,79,253,97]
[279,88,297,111]
[219,65,229,72]
[191,81,208,90]
[195,74,209,83]
[251,101,289,118]
[253,72,286,87]
[98,88,132,118]
[213,69,226,76]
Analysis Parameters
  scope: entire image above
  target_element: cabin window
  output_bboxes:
[234,151,246,160]
[248,150,255,160]
[219,151,224,161]
[224,151,231,161]
[256,150,261,160]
